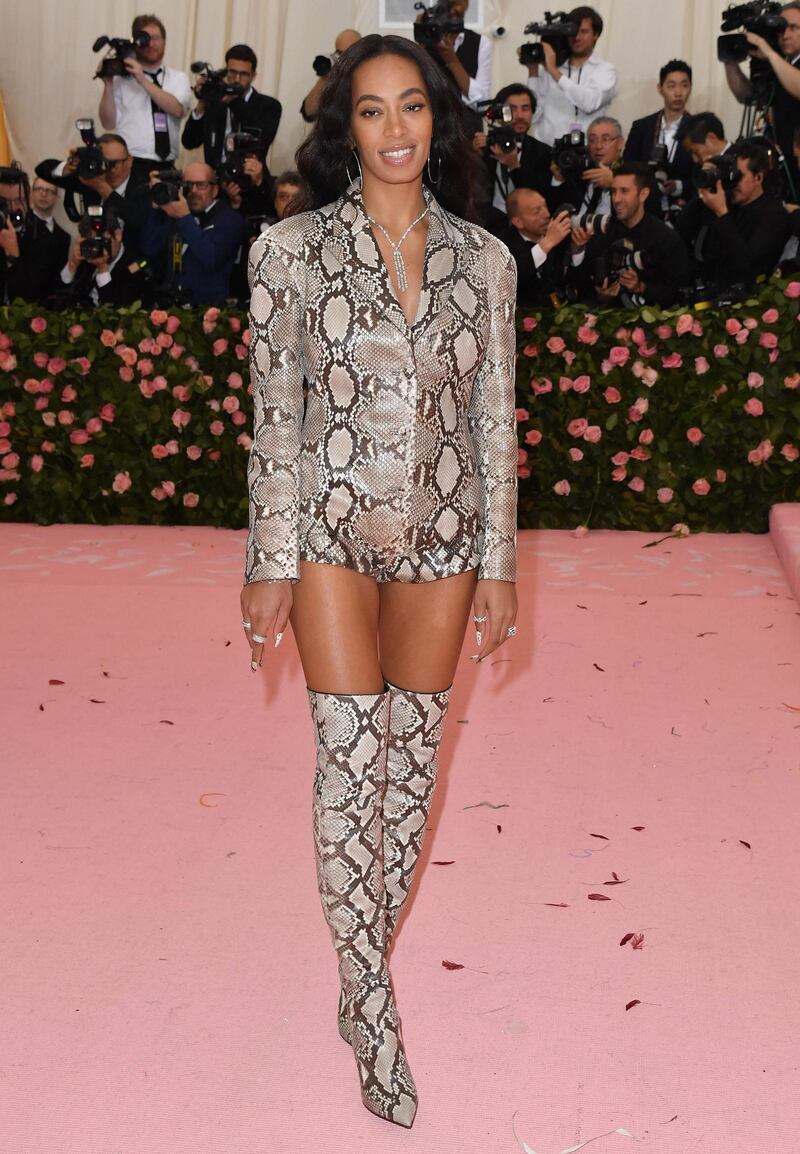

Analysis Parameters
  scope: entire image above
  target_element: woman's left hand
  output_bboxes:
[471,579,518,663]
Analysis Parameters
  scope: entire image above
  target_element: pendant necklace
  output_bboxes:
[364,204,429,293]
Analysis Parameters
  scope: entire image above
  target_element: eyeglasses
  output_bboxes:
[183,180,214,190]
[225,68,252,80]
[589,134,621,145]
[33,186,58,195]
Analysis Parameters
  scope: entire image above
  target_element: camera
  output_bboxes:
[694,152,743,192]
[717,1,787,103]
[593,237,646,286]
[475,100,518,153]
[313,52,340,77]
[216,131,265,190]
[190,61,244,103]
[519,10,578,69]
[413,2,464,47]
[553,129,592,174]
[571,210,613,235]
[92,30,150,79]
[648,143,670,186]
[72,118,111,181]
[78,204,114,260]
[151,168,183,206]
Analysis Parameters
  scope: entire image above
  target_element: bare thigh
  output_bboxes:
[379,569,478,693]
[290,561,383,694]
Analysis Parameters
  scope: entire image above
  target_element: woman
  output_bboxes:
[240,34,518,1128]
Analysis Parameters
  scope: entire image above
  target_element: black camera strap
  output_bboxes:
[566,61,584,118]
[145,69,171,160]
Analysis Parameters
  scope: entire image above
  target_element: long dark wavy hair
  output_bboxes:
[296,34,484,223]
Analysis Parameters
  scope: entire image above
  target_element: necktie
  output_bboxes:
[145,70,171,161]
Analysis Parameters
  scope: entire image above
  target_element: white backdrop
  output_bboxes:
[0,0,744,184]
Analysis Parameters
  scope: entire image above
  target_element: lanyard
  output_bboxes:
[566,61,584,118]
[657,113,681,164]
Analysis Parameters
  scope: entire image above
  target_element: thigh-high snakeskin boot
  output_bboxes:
[309,689,418,1128]
[337,683,451,1045]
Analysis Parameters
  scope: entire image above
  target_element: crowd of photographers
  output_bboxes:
[1,2,800,313]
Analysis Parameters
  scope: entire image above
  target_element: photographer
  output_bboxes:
[724,2,800,193]
[550,116,625,217]
[568,162,690,307]
[301,29,362,122]
[502,188,572,305]
[36,133,151,253]
[56,208,150,308]
[98,14,191,187]
[522,6,617,146]
[675,141,791,287]
[472,84,553,233]
[624,60,696,215]
[0,169,69,304]
[140,162,245,305]
[182,45,281,171]
[229,170,305,305]
[416,1,492,130]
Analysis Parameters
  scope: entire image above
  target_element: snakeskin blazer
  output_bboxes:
[244,183,518,584]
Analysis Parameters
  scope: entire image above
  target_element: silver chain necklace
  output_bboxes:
[363,204,430,293]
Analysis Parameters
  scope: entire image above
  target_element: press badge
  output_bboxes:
[153,112,169,134]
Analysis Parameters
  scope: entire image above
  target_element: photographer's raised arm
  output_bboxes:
[746,30,800,97]
[555,58,618,116]
[98,77,117,129]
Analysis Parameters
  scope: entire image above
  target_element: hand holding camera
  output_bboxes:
[698,178,730,217]
[0,217,20,259]
[540,210,572,253]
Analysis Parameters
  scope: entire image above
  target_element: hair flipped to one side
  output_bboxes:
[296,34,485,223]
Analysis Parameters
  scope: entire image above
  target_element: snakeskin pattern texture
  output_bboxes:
[245,183,518,587]
[309,689,418,1128]
[338,683,451,1046]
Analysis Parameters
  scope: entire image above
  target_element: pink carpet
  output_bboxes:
[3,519,800,1154]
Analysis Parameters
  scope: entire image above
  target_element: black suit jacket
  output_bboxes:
[675,193,791,286]
[1,214,70,304]
[483,136,553,234]
[181,88,282,168]
[569,212,690,307]
[34,159,152,252]
[624,112,695,202]
[500,223,566,307]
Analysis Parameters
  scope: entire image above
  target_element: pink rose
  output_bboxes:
[525,429,543,447]
[725,317,742,335]
[209,420,225,437]
[715,469,727,483]
[41,441,56,453]
[642,368,659,387]
[112,471,132,494]
[165,440,179,455]
[207,398,221,412]
[524,344,538,358]
[80,454,95,469]
[242,329,251,347]
[628,406,644,423]
[47,357,66,375]
[583,425,602,444]
[614,327,630,343]
[151,444,169,459]
[632,326,646,345]
[152,376,168,391]
[161,481,176,498]
[41,412,56,427]
[714,384,729,398]
[546,336,566,354]
[601,359,613,376]
[611,466,627,483]
[515,407,530,421]
[156,332,173,349]
[567,418,588,438]
[676,313,694,336]
[713,344,730,359]
[611,451,630,467]
[203,306,221,326]
[572,374,591,394]
[757,438,774,461]
[169,343,186,360]
[639,428,654,445]
[632,360,645,379]
[785,374,800,389]
[236,433,253,450]
[139,380,156,399]
[61,385,77,403]
[33,351,49,368]
[119,366,134,382]
[759,331,778,349]
[769,349,779,364]
[609,345,630,366]
[150,309,168,326]
[785,281,800,299]
[762,308,779,324]
[522,316,538,332]
[672,523,690,537]
[2,452,20,469]
[657,487,674,504]
[151,486,167,501]
[85,417,102,434]
[34,398,48,411]
[69,429,90,445]
[0,421,9,435]
[695,356,710,375]
[781,444,799,461]
[3,493,17,506]
[228,316,242,333]
[172,385,191,403]
[686,427,705,445]
[208,450,222,461]
[628,476,645,493]
[100,403,116,423]
[603,386,621,404]
[57,410,75,426]
[30,454,44,473]
[227,372,243,390]
[692,478,711,496]
[577,325,599,345]
[0,438,9,452]
[30,317,47,333]
[186,444,203,460]
[559,376,573,392]
[532,377,552,394]
[517,447,528,467]
[0,352,16,372]
[569,447,584,462]
[183,492,200,508]
[137,359,154,375]
[119,346,138,367]
[553,479,571,496]
[656,325,673,340]
[172,409,191,430]
[23,378,40,394]
[518,466,531,479]
[630,447,651,462]
[744,397,764,417]
[68,324,84,340]
[231,410,247,426]
[563,350,576,366]
[662,352,683,369]
[166,314,182,334]
[747,372,764,389]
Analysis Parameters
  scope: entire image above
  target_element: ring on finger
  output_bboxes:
[473,615,487,624]
[506,625,518,638]
[241,619,252,629]
[251,633,267,644]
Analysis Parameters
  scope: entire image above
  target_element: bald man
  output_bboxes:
[502,187,571,306]
[301,29,362,122]
[141,161,246,304]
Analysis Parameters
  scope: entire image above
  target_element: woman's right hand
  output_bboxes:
[241,580,293,671]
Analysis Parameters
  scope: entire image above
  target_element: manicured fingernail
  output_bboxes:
[275,632,283,648]
[251,660,258,673]
[476,631,482,646]
[470,654,480,662]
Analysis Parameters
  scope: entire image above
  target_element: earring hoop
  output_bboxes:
[426,146,442,184]
[346,149,363,187]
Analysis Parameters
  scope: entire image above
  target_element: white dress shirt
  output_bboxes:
[527,54,618,146]
[191,83,254,142]
[453,30,492,106]
[111,65,192,161]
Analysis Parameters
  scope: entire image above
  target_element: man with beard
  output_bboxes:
[472,84,553,233]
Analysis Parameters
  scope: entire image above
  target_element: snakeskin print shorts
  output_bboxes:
[300,521,482,584]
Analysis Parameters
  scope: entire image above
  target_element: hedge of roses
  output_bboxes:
[0,281,798,533]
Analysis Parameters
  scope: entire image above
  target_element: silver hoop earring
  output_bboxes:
[426,146,442,184]
[346,149,363,187]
